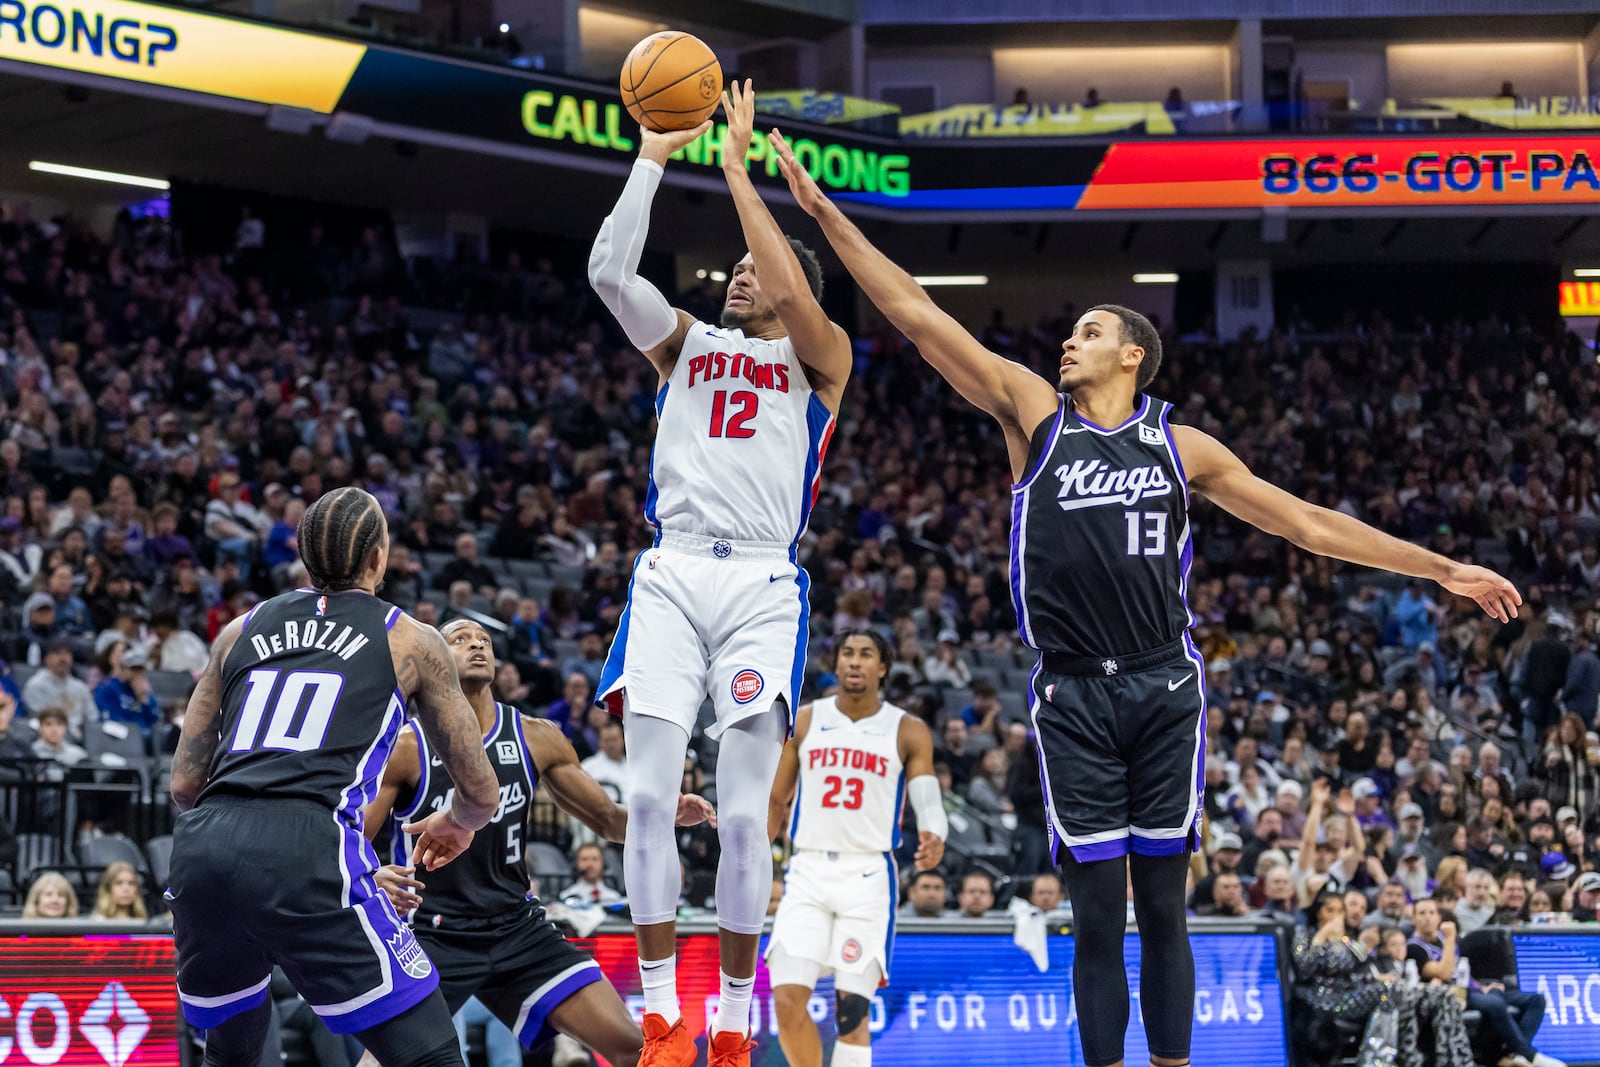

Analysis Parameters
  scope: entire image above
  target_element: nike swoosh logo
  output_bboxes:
[1168,677,1188,691]
[430,757,442,767]
[818,724,847,731]
[769,573,786,583]
[1061,427,1089,435]
[861,870,876,878]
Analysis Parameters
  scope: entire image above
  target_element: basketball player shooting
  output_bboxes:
[165,488,501,1067]
[359,619,714,1067]
[586,80,852,1067]
[766,133,1521,1067]
[765,630,945,1067]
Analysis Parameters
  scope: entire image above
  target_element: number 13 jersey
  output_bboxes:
[649,321,836,545]
[201,588,406,820]
[791,697,907,855]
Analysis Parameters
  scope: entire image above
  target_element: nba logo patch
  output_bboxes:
[315,596,328,617]
[730,669,764,705]
[841,938,862,964]
[1044,683,1056,702]
[386,928,432,979]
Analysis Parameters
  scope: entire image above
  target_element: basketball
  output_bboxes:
[620,31,723,133]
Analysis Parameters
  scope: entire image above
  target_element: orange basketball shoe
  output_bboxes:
[639,1014,696,1067]
[707,1029,757,1067]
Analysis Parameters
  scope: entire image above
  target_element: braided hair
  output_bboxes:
[297,486,386,592]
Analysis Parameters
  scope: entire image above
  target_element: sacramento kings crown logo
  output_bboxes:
[387,929,433,979]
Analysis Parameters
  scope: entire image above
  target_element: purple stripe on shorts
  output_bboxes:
[1129,835,1190,858]
[1067,837,1131,863]
[516,967,603,1049]
[180,986,271,1031]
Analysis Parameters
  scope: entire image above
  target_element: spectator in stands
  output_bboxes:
[0,687,30,761]
[0,515,39,591]
[1572,871,1600,922]
[93,645,158,734]
[380,543,425,611]
[206,581,256,642]
[437,532,497,597]
[1456,868,1498,935]
[91,861,148,921]
[1192,833,1244,913]
[22,871,78,918]
[901,869,947,918]
[142,504,194,570]
[937,718,976,789]
[262,495,302,580]
[203,471,269,580]
[150,555,207,638]
[1538,712,1597,818]
[22,640,94,738]
[579,719,627,804]
[32,705,86,768]
[1028,872,1063,912]
[1198,872,1249,917]
[956,870,995,918]
[966,747,1013,815]
[560,630,605,692]
[923,632,973,689]
[150,611,208,674]
[1492,872,1528,925]
[41,565,89,635]
[559,842,622,906]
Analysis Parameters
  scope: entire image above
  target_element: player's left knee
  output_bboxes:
[835,992,871,1036]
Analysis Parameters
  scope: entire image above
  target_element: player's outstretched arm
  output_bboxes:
[899,716,947,871]
[767,131,1056,453]
[767,704,810,844]
[169,616,245,811]
[720,81,850,402]
[587,122,708,378]
[394,616,499,846]
[526,718,713,842]
[1174,425,1521,623]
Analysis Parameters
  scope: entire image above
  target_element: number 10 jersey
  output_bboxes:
[648,320,835,546]
[201,587,406,823]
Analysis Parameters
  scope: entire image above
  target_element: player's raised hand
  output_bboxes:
[639,120,713,165]
[374,865,425,913]
[1440,563,1522,624]
[404,807,475,870]
[721,79,756,170]
[768,129,829,216]
[676,792,717,827]
[914,830,944,872]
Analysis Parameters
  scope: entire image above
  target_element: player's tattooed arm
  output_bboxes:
[170,617,244,811]
[527,718,713,842]
[395,617,499,830]
[767,704,811,844]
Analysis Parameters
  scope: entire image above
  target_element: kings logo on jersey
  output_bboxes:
[387,928,432,979]
[1054,458,1172,512]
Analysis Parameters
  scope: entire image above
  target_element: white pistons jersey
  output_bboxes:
[648,321,836,545]
[791,697,907,854]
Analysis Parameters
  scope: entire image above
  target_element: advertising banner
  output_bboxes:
[1511,931,1600,1066]
[0,934,179,1067]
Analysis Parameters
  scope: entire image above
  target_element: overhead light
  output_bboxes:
[708,270,728,282]
[499,22,510,32]
[1574,268,1600,278]
[1133,272,1179,284]
[695,269,708,279]
[29,161,169,190]
[913,275,988,287]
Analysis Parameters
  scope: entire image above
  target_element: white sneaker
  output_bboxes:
[1530,1054,1566,1067]
[551,1033,591,1067]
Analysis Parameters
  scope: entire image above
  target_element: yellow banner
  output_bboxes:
[1423,97,1600,130]
[753,91,899,126]
[899,101,1176,138]
[1560,282,1600,317]
[0,0,364,112]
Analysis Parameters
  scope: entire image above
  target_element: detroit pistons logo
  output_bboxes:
[841,938,862,964]
[387,928,432,979]
[731,669,764,704]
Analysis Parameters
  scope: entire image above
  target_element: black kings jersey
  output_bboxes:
[199,589,406,828]
[1009,395,1193,657]
[393,703,536,925]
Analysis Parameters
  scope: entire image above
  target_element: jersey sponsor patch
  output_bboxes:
[496,740,520,764]
[1140,423,1165,445]
[387,927,432,979]
[731,669,765,704]
[841,938,862,964]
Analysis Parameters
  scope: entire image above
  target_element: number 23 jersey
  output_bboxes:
[649,321,836,545]
[791,697,907,855]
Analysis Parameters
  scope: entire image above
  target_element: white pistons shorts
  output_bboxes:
[765,849,896,990]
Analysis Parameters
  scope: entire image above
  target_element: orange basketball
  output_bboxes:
[620,31,723,133]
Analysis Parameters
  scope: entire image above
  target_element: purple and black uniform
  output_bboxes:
[1010,394,1206,863]
[168,589,429,1035]
[388,706,602,1050]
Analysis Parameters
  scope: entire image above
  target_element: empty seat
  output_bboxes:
[78,833,150,878]
[144,834,174,888]
[526,842,573,893]
[148,670,194,707]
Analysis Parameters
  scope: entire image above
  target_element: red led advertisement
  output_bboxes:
[0,936,179,1067]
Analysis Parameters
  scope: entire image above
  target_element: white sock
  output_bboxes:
[712,970,755,1035]
[639,956,679,1024]
[831,1042,872,1067]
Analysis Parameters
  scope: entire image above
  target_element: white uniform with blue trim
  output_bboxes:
[767,697,906,987]
[598,320,835,738]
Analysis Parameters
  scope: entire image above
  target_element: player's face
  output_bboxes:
[720,254,771,330]
[835,635,887,694]
[1059,310,1138,392]
[444,623,496,683]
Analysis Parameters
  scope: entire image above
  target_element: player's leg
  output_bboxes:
[710,704,788,1039]
[831,964,882,1067]
[767,944,824,1067]
[195,997,274,1067]
[543,979,644,1067]
[623,708,693,1017]
[351,991,464,1067]
[1125,656,1206,1067]
[1057,854,1131,1067]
